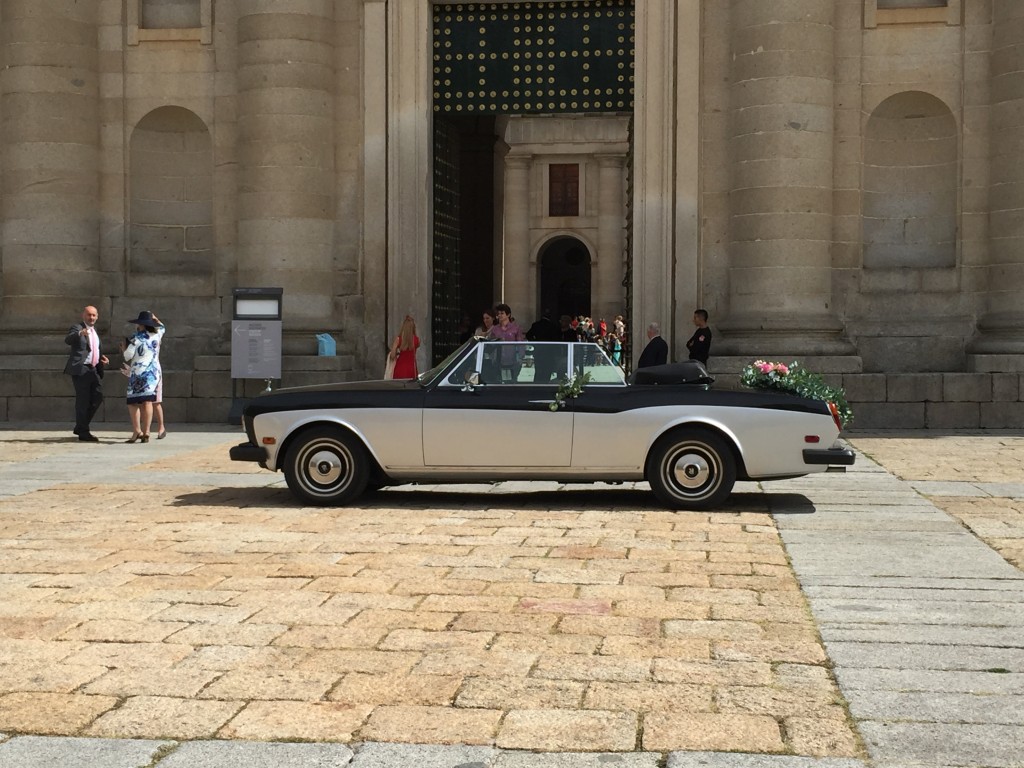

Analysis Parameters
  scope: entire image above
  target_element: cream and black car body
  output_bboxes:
[230,339,854,510]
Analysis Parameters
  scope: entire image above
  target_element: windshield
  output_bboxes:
[419,337,481,386]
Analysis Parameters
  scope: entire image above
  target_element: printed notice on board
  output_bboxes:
[231,320,282,379]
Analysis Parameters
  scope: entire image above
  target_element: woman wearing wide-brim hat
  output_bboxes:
[119,310,165,443]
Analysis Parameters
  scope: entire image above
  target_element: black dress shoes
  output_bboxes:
[78,433,99,442]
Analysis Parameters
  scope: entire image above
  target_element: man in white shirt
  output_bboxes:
[64,305,109,441]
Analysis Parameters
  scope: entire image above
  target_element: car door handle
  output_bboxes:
[529,400,556,404]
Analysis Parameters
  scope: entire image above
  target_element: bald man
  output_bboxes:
[64,305,109,441]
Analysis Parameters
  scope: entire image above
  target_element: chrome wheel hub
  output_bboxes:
[672,451,711,489]
[307,449,343,485]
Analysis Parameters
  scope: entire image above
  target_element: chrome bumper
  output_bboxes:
[803,446,856,468]
[230,441,268,465]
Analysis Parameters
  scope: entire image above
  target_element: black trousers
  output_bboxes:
[72,369,104,433]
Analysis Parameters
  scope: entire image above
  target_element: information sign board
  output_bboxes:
[231,320,282,379]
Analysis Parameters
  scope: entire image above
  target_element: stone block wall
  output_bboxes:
[0,349,359,426]
[842,372,1024,430]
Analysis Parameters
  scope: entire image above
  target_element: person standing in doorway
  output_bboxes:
[637,322,668,368]
[64,305,108,442]
[686,308,712,366]
[389,315,420,379]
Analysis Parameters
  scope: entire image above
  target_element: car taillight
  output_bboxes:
[828,402,843,432]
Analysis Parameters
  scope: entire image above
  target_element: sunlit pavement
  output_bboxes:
[0,424,1021,767]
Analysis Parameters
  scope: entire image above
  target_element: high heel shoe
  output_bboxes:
[140,434,150,443]
[157,430,167,440]
[126,433,142,444]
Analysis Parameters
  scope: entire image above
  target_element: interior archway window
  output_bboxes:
[141,0,201,29]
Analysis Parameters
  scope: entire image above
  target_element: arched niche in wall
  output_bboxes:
[129,106,213,296]
[863,91,958,269]
[538,235,593,320]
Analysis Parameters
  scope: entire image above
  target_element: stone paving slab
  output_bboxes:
[667,756,866,768]
[154,740,355,767]
[0,735,173,768]
[857,722,1024,768]
[348,742,497,767]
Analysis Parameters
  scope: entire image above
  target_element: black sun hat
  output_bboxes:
[127,310,157,326]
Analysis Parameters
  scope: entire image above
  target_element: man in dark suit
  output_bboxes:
[637,322,668,368]
[64,305,108,441]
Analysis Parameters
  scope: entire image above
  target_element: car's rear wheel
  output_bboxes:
[646,428,736,510]
[283,426,368,506]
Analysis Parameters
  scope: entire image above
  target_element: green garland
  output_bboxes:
[549,372,592,411]
[740,360,854,428]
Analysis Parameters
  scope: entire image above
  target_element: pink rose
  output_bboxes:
[775,364,789,375]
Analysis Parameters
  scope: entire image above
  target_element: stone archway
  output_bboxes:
[539,236,592,320]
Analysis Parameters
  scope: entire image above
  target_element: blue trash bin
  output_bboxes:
[316,333,336,356]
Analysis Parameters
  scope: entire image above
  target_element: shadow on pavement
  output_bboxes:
[765,493,819,514]
[169,486,793,514]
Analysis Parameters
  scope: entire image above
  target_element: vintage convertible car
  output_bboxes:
[230,339,854,509]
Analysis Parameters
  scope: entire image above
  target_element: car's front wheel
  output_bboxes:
[283,426,369,506]
[646,428,736,510]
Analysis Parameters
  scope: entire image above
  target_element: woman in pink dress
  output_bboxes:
[389,315,420,379]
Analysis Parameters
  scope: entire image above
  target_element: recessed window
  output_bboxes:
[141,0,201,29]
[876,0,946,7]
[549,164,579,217]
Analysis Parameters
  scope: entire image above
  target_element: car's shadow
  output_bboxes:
[170,486,815,514]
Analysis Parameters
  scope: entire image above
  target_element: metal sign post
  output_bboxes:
[228,288,283,424]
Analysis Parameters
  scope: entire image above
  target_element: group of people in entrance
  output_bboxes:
[384,303,710,383]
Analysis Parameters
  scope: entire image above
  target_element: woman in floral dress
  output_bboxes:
[121,310,165,443]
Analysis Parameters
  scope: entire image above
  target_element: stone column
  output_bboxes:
[720,0,851,357]
[632,0,676,360]
[596,154,625,321]
[502,154,532,314]
[1,0,100,332]
[973,0,1024,359]
[236,0,335,345]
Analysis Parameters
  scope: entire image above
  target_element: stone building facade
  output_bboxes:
[1,0,1022,427]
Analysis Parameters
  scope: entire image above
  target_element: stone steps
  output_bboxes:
[0,352,366,423]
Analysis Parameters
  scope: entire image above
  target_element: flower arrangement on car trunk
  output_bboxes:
[740,360,854,429]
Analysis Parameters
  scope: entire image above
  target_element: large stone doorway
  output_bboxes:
[372,0,694,371]
[429,0,634,361]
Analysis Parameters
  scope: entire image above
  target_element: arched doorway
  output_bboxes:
[539,237,592,319]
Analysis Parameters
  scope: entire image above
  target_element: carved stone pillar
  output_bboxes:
[502,154,532,316]
[236,0,335,341]
[972,0,1024,362]
[720,0,852,356]
[1,0,100,332]
[596,154,626,323]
